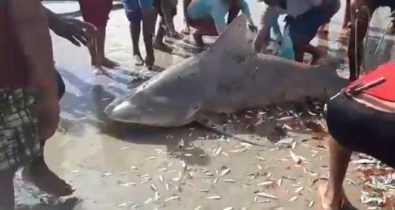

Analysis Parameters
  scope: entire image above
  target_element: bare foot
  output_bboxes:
[153,41,173,52]
[318,182,358,210]
[192,32,204,48]
[133,54,144,66]
[318,182,342,210]
[22,158,74,197]
[102,58,119,69]
[145,54,155,70]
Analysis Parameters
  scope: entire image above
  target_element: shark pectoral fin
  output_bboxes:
[206,15,256,57]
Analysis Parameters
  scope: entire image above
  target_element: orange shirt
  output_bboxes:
[348,61,395,102]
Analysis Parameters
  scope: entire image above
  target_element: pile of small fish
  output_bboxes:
[353,155,395,209]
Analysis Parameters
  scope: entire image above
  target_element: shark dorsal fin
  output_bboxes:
[206,15,255,57]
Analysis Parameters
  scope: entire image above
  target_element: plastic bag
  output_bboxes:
[278,25,295,60]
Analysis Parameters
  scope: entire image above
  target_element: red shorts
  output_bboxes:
[187,17,218,36]
[78,0,113,27]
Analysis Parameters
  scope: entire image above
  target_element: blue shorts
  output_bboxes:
[286,0,340,43]
[122,0,155,22]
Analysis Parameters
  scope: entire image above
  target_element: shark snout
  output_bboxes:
[104,100,141,123]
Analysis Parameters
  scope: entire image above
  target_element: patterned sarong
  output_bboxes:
[0,88,40,171]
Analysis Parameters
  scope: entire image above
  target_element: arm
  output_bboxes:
[44,5,96,46]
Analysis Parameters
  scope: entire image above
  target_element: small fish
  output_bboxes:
[289,196,298,202]
[153,192,160,201]
[207,195,222,200]
[295,187,304,194]
[220,168,231,176]
[119,182,136,187]
[144,197,153,204]
[194,205,203,210]
[164,196,180,202]
[255,192,278,200]
[224,179,236,183]
[290,151,302,164]
[151,184,157,192]
[223,207,233,210]
[257,181,273,187]
[308,201,315,207]
[213,147,223,156]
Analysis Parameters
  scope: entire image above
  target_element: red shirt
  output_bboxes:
[0,1,29,89]
[348,61,395,102]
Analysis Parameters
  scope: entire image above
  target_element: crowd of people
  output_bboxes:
[1,0,395,210]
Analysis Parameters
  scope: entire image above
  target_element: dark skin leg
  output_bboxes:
[153,18,172,52]
[348,0,373,81]
[129,21,144,66]
[343,0,351,29]
[293,36,322,64]
[0,168,16,210]
[22,151,74,197]
[319,137,352,210]
[96,27,119,68]
[142,8,158,69]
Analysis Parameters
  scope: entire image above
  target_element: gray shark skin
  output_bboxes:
[105,15,347,127]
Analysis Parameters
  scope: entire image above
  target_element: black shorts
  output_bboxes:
[326,93,395,167]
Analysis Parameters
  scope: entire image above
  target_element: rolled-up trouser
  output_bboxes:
[326,93,395,168]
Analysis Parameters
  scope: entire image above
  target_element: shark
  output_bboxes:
[104,15,348,127]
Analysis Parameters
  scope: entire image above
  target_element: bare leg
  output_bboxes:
[305,44,324,65]
[153,17,172,52]
[130,21,144,66]
[22,154,74,197]
[319,137,352,210]
[192,31,204,48]
[343,0,351,29]
[142,8,158,69]
[96,27,119,68]
[0,168,16,210]
[348,0,373,81]
[88,36,99,67]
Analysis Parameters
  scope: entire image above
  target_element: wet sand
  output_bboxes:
[14,1,395,209]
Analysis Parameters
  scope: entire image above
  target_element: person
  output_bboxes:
[19,7,97,198]
[123,0,158,69]
[153,0,183,51]
[320,60,395,210]
[0,0,60,209]
[254,0,340,65]
[185,0,256,47]
[348,0,395,81]
[78,0,119,69]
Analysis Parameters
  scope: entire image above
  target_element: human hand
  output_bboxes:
[53,17,97,46]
